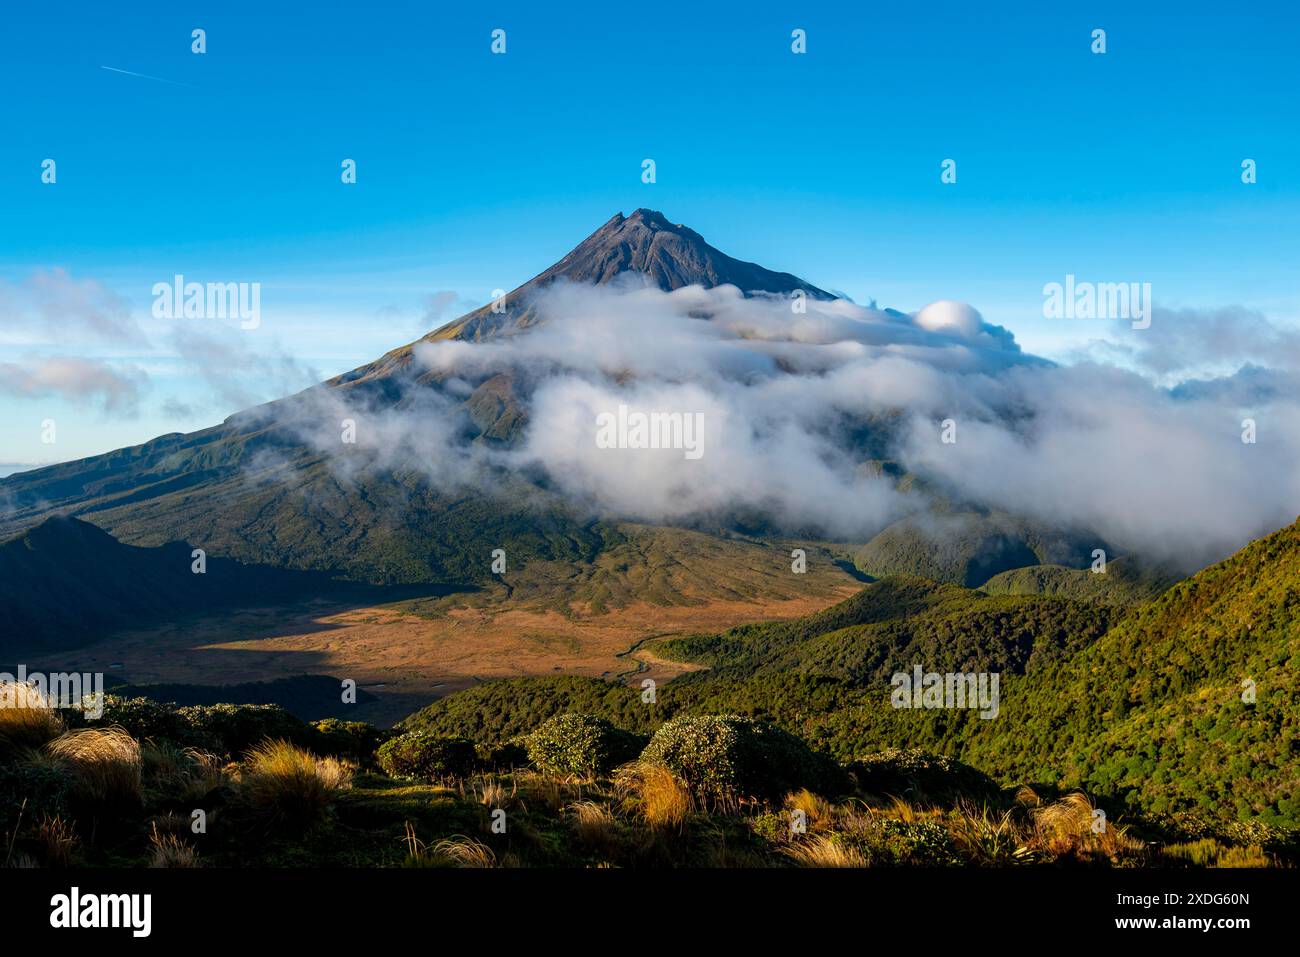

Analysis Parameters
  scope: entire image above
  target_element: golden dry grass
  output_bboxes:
[947,803,1032,865]
[568,800,624,858]
[886,795,923,824]
[464,776,513,809]
[427,834,498,868]
[615,762,692,831]
[785,789,834,832]
[237,740,351,827]
[782,834,868,868]
[0,681,64,754]
[147,823,200,868]
[1029,791,1146,862]
[34,815,79,868]
[142,741,226,802]
[1162,838,1273,868]
[47,727,142,805]
[32,560,859,726]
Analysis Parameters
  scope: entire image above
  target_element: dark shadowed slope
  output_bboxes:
[0,515,460,653]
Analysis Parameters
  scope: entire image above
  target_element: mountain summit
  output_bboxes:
[336,209,833,385]
[420,209,832,343]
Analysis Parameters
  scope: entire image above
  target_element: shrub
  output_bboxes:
[83,698,313,759]
[178,703,312,758]
[46,727,143,807]
[0,681,65,756]
[377,732,477,781]
[476,740,530,771]
[524,713,643,778]
[91,696,190,744]
[311,719,391,768]
[841,812,963,866]
[641,714,839,806]
[848,748,998,804]
[237,739,351,829]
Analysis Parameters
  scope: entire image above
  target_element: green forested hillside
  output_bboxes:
[853,511,1103,587]
[966,515,1300,825]
[981,557,1176,606]
[404,518,1300,829]
[654,576,1119,682]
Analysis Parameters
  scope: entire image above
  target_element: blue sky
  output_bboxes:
[2,0,1298,468]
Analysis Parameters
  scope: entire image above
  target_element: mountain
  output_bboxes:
[0,210,875,661]
[331,208,832,390]
[0,210,829,560]
[0,209,1104,604]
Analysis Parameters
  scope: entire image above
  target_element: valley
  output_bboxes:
[4,520,863,725]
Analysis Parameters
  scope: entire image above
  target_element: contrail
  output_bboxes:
[100,66,190,87]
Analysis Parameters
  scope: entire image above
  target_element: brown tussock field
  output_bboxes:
[19,562,861,726]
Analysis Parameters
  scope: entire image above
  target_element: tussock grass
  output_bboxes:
[148,822,200,868]
[785,789,833,831]
[947,803,1032,865]
[886,795,923,824]
[237,740,351,828]
[1029,791,1146,862]
[1163,838,1272,868]
[1031,791,1094,840]
[47,727,142,806]
[430,836,498,868]
[615,762,692,831]
[1013,785,1043,808]
[514,770,582,814]
[142,740,226,802]
[568,800,624,858]
[403,824,499,868]
[0,682,65,755]
[462,775,514,809]
[782,833,868,868]
[35,815,79,867]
